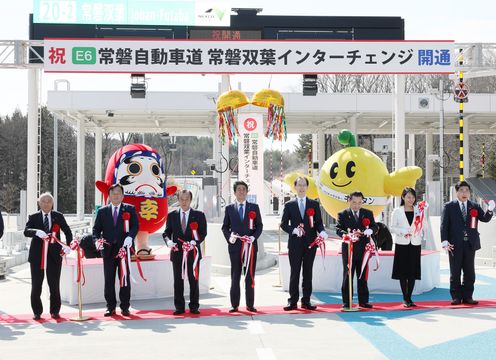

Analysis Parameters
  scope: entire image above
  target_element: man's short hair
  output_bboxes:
[108,183,124,195]
[233,180,249,193]
[38,192,54,202]
[178,189,193,200]
[455,181,471,192]
[348,191,364,200]
[294,176,309,186]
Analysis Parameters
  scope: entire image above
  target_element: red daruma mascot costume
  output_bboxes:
[96,144,177,256]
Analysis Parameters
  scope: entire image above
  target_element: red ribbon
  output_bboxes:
[40,223,68,270]
[360,239,380,280]
[129,247,147,282]
[248,211,256,230]
[306,208,315,228]
[413,200,427,236]
[308,234,326,268]
[361,217,370,227]
[116,247,128,287]
[238,235,255,288]
[176,238,199,280]
[470,208,478,228]
[342,230,360,271]
[70,238,85,285]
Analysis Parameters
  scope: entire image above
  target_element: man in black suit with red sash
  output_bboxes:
[222,181,263,313]
[93,184,139,316]
[24,192,72,320]
[163,190,207,315]
[280,176,327,311]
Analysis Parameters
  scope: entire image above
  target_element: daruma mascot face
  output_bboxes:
[96,144,177,234]
[115,152,165,197]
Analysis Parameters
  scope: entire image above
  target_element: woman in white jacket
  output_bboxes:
[390,187,422,307]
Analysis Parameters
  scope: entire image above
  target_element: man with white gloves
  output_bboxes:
[163,190,207,315]
[92,183,139,317]
[24,192,72,320]
[222,181,263,313]
[280,176,328,311]
[441,181,494,306]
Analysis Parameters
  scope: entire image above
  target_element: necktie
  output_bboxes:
[461,202,467,221]
[113,206,118,226]
[239,203,244,221]
[43,214,49,233]
[354,211,359,223]
[181,212,187,233]
[299,198,305,219]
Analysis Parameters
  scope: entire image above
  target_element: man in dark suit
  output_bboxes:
[24,192,72,320]
[93,183,139,316]
[0,210,4,239]
[441,181,494,305]
[163,189,207,315]
[335,191,377,309]
[222,180,263,313]
[280,176,327,311]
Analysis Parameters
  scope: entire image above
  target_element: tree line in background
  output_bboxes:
[2,73,496,214]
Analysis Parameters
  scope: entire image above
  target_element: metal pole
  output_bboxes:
[439,79,445,212]
[53,114,58,210]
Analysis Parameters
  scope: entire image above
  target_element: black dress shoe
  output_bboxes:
[121,309,130,316]
[359,303,373,309]
[301,303,317,311]
[463,299,479,305]
[451,299,462,305]
[190,309,200,315]
[342,304,350,309]
[409,302,417,307]
[228,307,238,313]
[403,302,411,308]
[33,314,41,320]
[173,309,185,315]
[283,303,297,311]
[104,309,116,317]
[246,306,257,312]
[51,313,61,319]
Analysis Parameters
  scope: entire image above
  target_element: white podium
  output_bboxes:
[61,254,211,305]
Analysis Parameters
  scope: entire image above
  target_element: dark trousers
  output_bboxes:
[30,260,62,315]
[229,251,257,308]
[288,246,317,305]
[448,241,476,301]
[172,254,200,311]
[399,278,416,302]
[103,257,130,311]
[341,243,369,305]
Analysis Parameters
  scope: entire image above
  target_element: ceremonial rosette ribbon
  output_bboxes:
[308,234,326,268]
[176,238,199,281]
[361,217,370,228]
[306,208,315,228]
[190,222,199,241]
[122,212,130,233]
[238,235,256,288]
[413,200,428,236]
[248,211,257,230]
[70,237,85,285]
[469,208,478,228]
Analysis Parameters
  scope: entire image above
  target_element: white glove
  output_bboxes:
[190,240,197,246]
[36,230,48,238]
[95,240,104,251]
[229,232,237,244]
[488,200,495,212]
[123,236,133,248]
[292,227,304,237]
[166,240,175,248]
[62,246,71,255]
[319,231,328,239]
[441,240,449,249]
[364,228,373,237]
[248,236,255,243]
